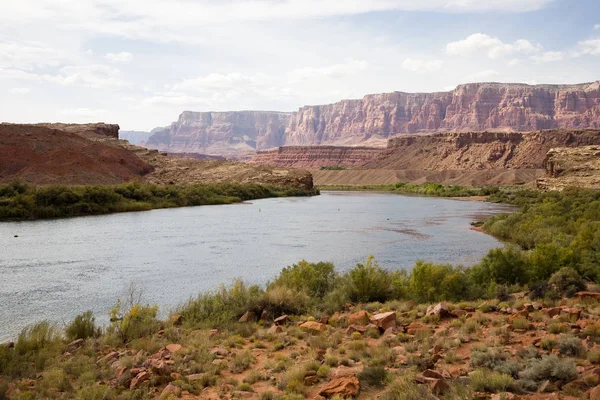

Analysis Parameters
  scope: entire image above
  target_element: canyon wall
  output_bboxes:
[250,146,384,168]
[537,146,600,190]
[146,81,600,155]
[250,130,600,170]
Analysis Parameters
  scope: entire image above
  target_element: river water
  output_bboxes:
[0,191,512,341]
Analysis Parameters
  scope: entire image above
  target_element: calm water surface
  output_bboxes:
[0,191,512,341]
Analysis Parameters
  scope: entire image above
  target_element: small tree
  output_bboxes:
[108,283,158,343]
[549,267,586,297]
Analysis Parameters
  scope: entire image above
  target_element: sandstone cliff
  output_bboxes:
[249,130,600,171]
[537,146,600,190]
[250,146,383,168]
[146,81,600,155]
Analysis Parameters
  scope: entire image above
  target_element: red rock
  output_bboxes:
[370,312,397,331]
[348,310,370,326]
[590,385,600,399]
[318,376,360,398]
[274,315,289,325]
[161,384,180,397]
[98,351,119,364]
[239,310,258,323]
[543,307,562,318]
[166,344,182,353]
[578,292,600,300]
[268,325,283,334]
[130,371,150,390]
[491,393,519,400]
[65,339,85,353]
[300,321,328,333]
[422,370,445,380]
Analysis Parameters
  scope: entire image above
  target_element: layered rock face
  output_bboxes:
[538,146,600,189]
[146,111,292,156]
[34,123,120,139]
[250,130,600,170]
[146,81,600,156]
[250,146,383,168]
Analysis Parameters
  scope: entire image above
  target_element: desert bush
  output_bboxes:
[511,317,531,330]
[470,348,509,370]
[380,372,437,400]
[270,260,337,298]
[16,321,61,355]
[409,262,469,303]
[65,311,102,341]
[471,246,529,287]
[345,256,394,303]
[557,335,584,357]
[549,268,586,297]
[519,355,578,385]
[470,369,515,393]
[357,365,387,387]
[108,299,158,344]
[230,351,254,373]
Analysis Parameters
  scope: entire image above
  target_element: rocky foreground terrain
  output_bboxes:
[146,81,600,156]
[0,123,313,190]
[537,146,600,190]
[5,292,600,399]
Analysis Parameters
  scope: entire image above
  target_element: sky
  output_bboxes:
[0,0,599,131]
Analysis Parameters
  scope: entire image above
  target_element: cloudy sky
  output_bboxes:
[1,0,599,131]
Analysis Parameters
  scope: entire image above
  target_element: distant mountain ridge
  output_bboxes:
[145,81,600,156]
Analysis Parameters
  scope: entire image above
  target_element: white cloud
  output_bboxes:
[531,51,564,62]
[290,60,369,81]
[401,58,443,72]
[446,33,542,59]
[105,52,133,64]
[468,69,500,81]
[507,58,520,67]
[10,87,31,94]
[0,41,63,70]
[575,39,600,56]
[47,65,131,89]
[59,108,107,117]
[595,24,600,30]
[172,72,263,92]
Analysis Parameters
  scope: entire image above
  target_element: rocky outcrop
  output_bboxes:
[250,129,600,171]
[33,123,120,139]
[146,81,600,156]
[0,124,152,185]
[250,146,383,168]
[537,146,600,190]
[370,129,600,170]
[0,123,314,190]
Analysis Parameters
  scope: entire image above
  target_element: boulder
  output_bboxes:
[161,384,180,397]
[65,339,85,353]
[577,291,600,300]
[542,307,562,318]
[348,310,370,326]
[166,344,182,353]
[590,384,600,400]
[318,376,360,398]
[274,315,289,325]
[239,310,258,323]
[300,321,328,333]
[491,393,519,400]
[169,314,183,326]
[369,312,397,331]
[426,303,451,319]
[130,371,150,390]
[268,325,283,334]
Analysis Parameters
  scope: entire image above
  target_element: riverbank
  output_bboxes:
[317,183,501,198]
[0,181,319,221]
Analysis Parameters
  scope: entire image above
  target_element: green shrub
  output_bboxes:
[549,268,586,297]
[270,261,337,298]
[108,297,159,343]
[519,355,578,384]
[65,311,101,341]
[470,369,515,393]
[345,256,393,303]
[470,348,509,370]
[16,321,61,355]
[357,365,387,387]
[557,335,584,357]
[409,262,468,303]
[231,351,254,373]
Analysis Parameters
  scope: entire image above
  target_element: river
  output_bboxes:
[0,191,512,341]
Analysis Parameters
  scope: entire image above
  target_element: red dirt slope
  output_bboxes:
[0,124,152,185]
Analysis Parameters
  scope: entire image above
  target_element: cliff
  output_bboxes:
[33,123,120,139]
[146,81,600,156]
[537,146,600,190]
[249,130,600,170]
[250,146,383,168]
[146,111,292,156]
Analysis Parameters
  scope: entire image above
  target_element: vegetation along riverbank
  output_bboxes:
[3,187,600,398]
[0,181,319,221]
